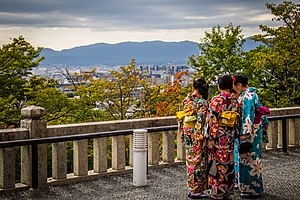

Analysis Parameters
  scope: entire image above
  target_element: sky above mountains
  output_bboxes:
[0,0,295,50]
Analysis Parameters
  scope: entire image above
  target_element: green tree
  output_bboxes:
[76,59,149,120]
[0,36,44,128]
[248,1,300,107]
[23,76,79,124]
[188,23,246,83]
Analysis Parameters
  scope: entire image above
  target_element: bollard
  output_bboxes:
[133,129,147,186]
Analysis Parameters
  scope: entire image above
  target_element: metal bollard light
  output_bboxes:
[133,129,148,186]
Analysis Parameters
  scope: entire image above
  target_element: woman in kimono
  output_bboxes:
[177,77,209,199]
[206,75,240,200]
[233,73,269,198]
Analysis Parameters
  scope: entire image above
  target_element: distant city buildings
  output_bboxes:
[30,64,194,118]
[31,64,194,89]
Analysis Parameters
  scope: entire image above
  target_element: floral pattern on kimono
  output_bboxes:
[234,87,269,194]
[177,93,208,193]
[206,92,240,198]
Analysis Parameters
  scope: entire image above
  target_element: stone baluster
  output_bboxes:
[277,120,282,147]
[52,142,67,179]
[289,119,299,146]
[0,146,15,189]
[129,135,133,167]
[112,135,125,170]
[267,121,278,149]
[148,132,160,165]
[262,142,266,150]
[278,119,289,149]
[20,105,47,188]
[73,140,88,176]
[162,130,175,163]
[93,137,107,173]
[176,132,186,162]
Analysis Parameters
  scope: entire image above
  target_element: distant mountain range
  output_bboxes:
[40,38,262,66]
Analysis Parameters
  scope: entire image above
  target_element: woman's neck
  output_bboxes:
[241,86,249,93]
[192,90,202,98]
[192,90,198,95]
[219,89,231,93]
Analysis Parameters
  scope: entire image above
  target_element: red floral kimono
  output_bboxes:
[177,93,208,194]
[206,92,240,198]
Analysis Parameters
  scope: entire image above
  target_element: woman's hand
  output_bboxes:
[208,139,215,149]
[240,135,248,141]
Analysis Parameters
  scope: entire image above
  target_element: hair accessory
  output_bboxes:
[232,76,236,82]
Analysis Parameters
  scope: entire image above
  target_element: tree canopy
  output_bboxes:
[248,1,300,107]
[0,36,44,128]
[188,23,246,83]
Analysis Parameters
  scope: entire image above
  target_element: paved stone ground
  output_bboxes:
[1,147,300,200]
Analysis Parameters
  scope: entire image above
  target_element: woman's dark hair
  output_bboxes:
[218,74,233,90]
[193,76,209,100]
[230,88,237,94]
[233,73,248,86]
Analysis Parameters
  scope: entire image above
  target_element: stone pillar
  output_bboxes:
[148,132,160,165]
[73,140,88,176]
[176,133,186,162]
[278,120,289,148]
[20,105,47,188]
[52,142,67,179]
[296,119,300,146]
[277,120,282,147]
[93,137,107,173]
[289,119,299,146]
[112,135,125,170]
[262,142,266,150]
[267,121,278,149]
[0,147,15,189]
[129,135,133,167]
[162,131,175,163]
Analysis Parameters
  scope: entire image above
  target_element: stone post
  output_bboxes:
[112,135,125,170]
[277,120,282,147]
[289,119,299,146]
[20,106,47,188]
[52,142,67,179]
[129,135,133,167]
[73,140,88,176]
[0,147,15,189]
[162,131,175,163]
[278,120,289,148]
[267,121,278,149]
[148,132,160,165]
[93,137,107,173]
[176,132,186,162]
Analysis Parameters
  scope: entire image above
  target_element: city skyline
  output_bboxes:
[0,0,294,50]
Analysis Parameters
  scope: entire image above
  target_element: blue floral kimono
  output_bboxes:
[234,87,269,194]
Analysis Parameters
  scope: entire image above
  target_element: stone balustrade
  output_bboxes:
[0,106,299,192]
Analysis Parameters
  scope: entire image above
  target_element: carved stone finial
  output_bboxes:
[21,106,46,119]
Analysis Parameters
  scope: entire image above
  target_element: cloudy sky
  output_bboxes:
[0,0,292,50]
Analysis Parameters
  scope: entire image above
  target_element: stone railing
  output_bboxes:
[0,106,299,193]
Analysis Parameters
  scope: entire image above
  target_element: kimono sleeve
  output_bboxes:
[240,92,257,136]
[255,95,269,129]
[262,115,269,129]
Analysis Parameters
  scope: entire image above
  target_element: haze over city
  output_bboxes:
[0,0,294,51]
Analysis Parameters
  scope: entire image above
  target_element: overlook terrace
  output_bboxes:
[0,106,299,199]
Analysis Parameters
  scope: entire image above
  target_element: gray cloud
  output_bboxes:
[0,0,292,30]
